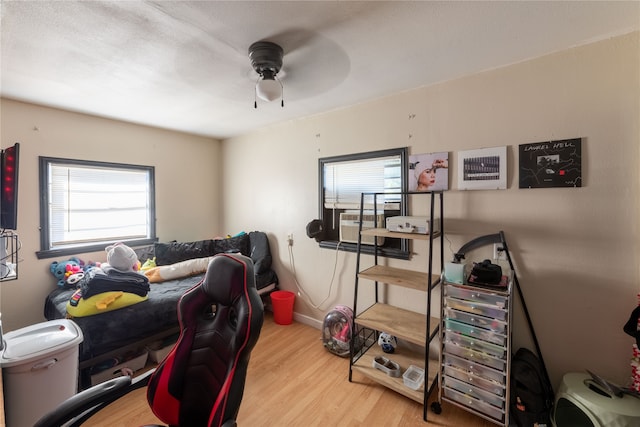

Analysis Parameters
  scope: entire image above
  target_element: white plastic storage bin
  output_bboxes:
[1,319,83,427]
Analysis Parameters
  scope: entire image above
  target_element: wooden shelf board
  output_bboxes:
[359,265,440,291]
[352,345,440,404]
[361,228,441,241]
[356,303,439,346]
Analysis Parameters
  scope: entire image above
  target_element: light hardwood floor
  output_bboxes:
[84,312,496,426]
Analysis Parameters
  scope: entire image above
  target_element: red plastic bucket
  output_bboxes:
[270,290,295,325]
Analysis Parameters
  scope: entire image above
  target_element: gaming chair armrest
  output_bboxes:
[34,369,156,427]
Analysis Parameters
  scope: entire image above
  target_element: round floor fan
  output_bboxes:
[322,305,353,357]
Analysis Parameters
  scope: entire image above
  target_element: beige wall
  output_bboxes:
[222,32,640,387]
[0,99,222,330]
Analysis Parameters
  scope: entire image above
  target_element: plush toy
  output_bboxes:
[105,243,139,273]
[378,332,398,354]
[83,261,102,272]
[64,264,84,285]
[140,257,156,272]
[50,257,82,287]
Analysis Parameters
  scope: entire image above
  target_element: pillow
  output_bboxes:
[213,234,250,257]
[134,245,155,264]
[154,240,216,266]
[144,256,213,283]
[66,289,148,317]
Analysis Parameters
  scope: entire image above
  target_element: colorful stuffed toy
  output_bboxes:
[50,257,83,287]
[140,257,156,272]
[378,332,398,354]
[64,264,85,285]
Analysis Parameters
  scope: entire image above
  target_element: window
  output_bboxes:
[318,147,409,259]
[37,157,156,259]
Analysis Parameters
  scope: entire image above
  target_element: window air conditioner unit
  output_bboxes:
[339,213,385,245]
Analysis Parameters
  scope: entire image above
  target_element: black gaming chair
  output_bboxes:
[34,253,264,427]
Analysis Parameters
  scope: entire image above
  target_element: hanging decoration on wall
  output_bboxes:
[457,146,507,190]
[409,152,449,192]
[518,138,582,188]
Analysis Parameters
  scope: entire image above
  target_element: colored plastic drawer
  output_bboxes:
[443,375,505,408]
[444,364,506,396]
[444,319,507,346]
[443,342,506,371]
[443,353,505,384]
[445,331,506,359]
[445,284,508,308]
[444,386,505,422]
[444,297,508,321]
[444,308,507,334]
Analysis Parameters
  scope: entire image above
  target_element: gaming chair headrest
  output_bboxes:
[202,253,256,305]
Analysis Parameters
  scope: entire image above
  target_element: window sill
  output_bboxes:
[36,238,157,260]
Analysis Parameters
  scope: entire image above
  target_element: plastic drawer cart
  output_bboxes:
[1,319,83,427]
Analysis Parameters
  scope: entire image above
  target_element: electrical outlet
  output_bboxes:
[493,243,506,260]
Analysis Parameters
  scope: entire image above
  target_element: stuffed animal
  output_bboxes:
[378,332,398,354]
[83,260,102,272]
[64,264,84,285]
[105,243,139,273]
[50,257,82,287]
[140,257,156,272]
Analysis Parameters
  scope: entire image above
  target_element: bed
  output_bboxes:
[43,231,278,387]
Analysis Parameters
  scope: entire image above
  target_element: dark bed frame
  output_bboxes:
[43,232,278,388]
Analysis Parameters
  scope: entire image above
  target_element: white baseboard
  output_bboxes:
[292,312,322,330]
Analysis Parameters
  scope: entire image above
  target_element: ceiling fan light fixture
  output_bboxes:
[256,73,282,102]
[249,41,285,107]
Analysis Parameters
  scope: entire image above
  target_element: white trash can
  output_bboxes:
[1,319,83,427]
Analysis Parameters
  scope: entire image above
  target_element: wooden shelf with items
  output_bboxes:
[358,265,439,292]
[352,344,440,403]
[361,228,441,241]
[356,303,438,347]
[349,191,444,423]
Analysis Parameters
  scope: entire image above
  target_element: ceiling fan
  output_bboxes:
[248,41,284,108]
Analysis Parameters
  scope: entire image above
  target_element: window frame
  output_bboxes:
[37,156,156,259]
[317,147,410,259]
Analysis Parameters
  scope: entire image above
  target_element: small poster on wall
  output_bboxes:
[408,152,449,191]
[519,138,582,188]
[457,146,507,190]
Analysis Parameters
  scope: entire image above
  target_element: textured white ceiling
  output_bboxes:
[1,1,638,139]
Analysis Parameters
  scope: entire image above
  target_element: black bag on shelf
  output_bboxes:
[468,259,502,285]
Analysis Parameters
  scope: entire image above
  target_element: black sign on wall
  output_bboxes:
[519,138,582,188]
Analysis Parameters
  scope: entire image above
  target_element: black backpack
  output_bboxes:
[510,347,554,427]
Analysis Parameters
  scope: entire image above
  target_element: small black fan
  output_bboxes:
[322,305,353,357]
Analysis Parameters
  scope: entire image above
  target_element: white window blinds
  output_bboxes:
[47,163,152,248]
[323,155,401,209]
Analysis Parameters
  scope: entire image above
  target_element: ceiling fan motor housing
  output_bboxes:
[249,41,283,77]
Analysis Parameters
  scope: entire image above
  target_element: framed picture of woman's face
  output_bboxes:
[409,152,449,192]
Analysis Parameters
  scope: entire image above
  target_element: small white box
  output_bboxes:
[403,365,425,390]
[90,351,148,386]
[386,216,440,234]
